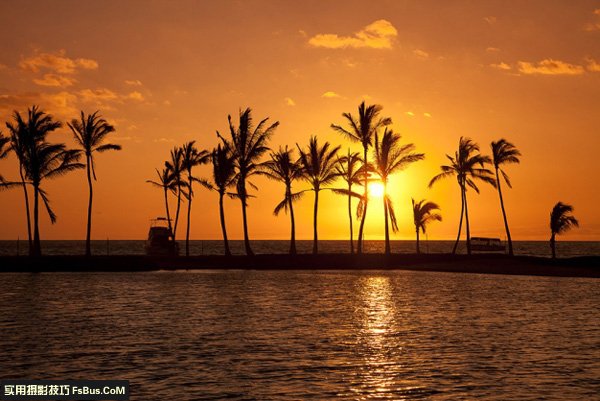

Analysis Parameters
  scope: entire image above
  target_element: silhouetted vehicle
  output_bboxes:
[145,218,178,256]
[470,237,505,252]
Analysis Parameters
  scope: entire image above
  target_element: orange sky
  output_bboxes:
[0,0,598,241]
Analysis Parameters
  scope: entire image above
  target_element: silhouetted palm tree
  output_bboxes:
[263,146,304,255]
[297,136,340,254]
[429,137,495,255]
[146,166,178,237]
[199,144,238,256]
[0,131,10,186]
[166,147,186,240]
[549,202,579,259]
[333,150,364,254]
[412,199,442,254]
[181,141,210,257]
[68,111,121,257]
[217,107,278,255]
[8,106,84,256]
[331,101,391,254]
[372,128,424,254]
[491,139,521,256]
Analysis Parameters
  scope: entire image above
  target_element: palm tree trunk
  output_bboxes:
[85,156,93,257]
[240,180,254,256]
[185,174,193,257]
[383,191,390,255]
[313,189,319,254]
[218,192,231,256]
[347,185,354,254]
[496,168,513,256]
[464,188,472,255]
[19,168,32,255]
[550,232,556,259]
[163,188,173,237]
[173,186,182,240]
[288,186,297,255]
[452,187,465,254]
[357,146,368,254]
[416,228,420,254]
[32,184,41,257]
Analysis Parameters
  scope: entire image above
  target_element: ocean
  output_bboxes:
[0,239,598,257]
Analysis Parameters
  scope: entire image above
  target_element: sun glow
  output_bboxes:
[368,182,385,199]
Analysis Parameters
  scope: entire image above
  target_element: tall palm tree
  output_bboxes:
[181,141,210,257]
[262,146,304,255]
[146,165,178,237]
[412,199,442,254]
[549,202,579,259]
[333,150,364,254]
[491,139,521,256]
[68,111,121,257]
[217,107,278,256]
[166,147,185,240]
[297,136,340,254]
[429,137,496,255]
[0,131,11,186]
[199,144,238,256]
[331,101,391,254]
[372,128,425,254]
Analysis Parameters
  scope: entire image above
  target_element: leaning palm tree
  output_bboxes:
[146,165,178,236]
[333,150,364,254]
[180,141,210,257]
[166,147,185,240]
[331,101,391,254]
[491,139,521,256]
[217,107,278,255]
[372,128,425,254]
[262,146,304,254]
[198,144,238,256]
[412,199,442,254]
[0,131,11,186]
[549,202,579,259]
[297,136,340,254]
[429,137,496,254]
[68,111,121,257]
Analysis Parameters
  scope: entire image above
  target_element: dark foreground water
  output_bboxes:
[1,271,599,400]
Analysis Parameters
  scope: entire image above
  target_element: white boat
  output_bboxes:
[145,218,179,256]
[471,237,506,252]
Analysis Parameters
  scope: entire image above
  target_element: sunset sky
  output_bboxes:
[0,0,598,241]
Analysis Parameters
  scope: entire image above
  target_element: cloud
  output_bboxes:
[322,91,341,98]
[486,47,500,53]
[405,111,415,117]
[484,16,497,25]
[33,73,76,87]
[153,137,175,143]
[284,97,296,106]
[78,88,119,103]
[126,91,144,101]
[308,19,398,49]
[584,9,600,31]
[490,62,511,71]
[125,79,143,86]
[19,49,98,74]
[517,59,585,75]
[585,57,600,72]
[413,49,429,59]
[0,91,78,118]
[423,112,432,118]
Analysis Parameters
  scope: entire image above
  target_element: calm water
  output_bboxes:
[1,270,599,400]
[1,240,599,257]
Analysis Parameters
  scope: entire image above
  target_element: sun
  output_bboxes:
[368,182,385,199]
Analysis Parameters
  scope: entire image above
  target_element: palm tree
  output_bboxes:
[199,144,238,256]
[491,139,521,256]
[166,147,186,240]
[146,165,178,237]
[9,106,84,256]
[412,199,442,254]
[297,136,340,254]
[181,141,210,257]
[429,137,496,255]
[0,131,11,186]
[67,111,121,257]
[331,101,391,254]
[372,128,425,254]
[262,146,304,254]
[549,202,579,259]
[333,150,364,254]
[217,107,278,256]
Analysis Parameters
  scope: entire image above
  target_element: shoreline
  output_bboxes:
[0,253,599,278]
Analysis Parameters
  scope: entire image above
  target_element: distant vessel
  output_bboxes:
[471,237,506,252]
[145,218,179,256]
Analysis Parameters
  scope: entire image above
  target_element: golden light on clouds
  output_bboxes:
[517,59,585,76]
[308,19,398,49]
